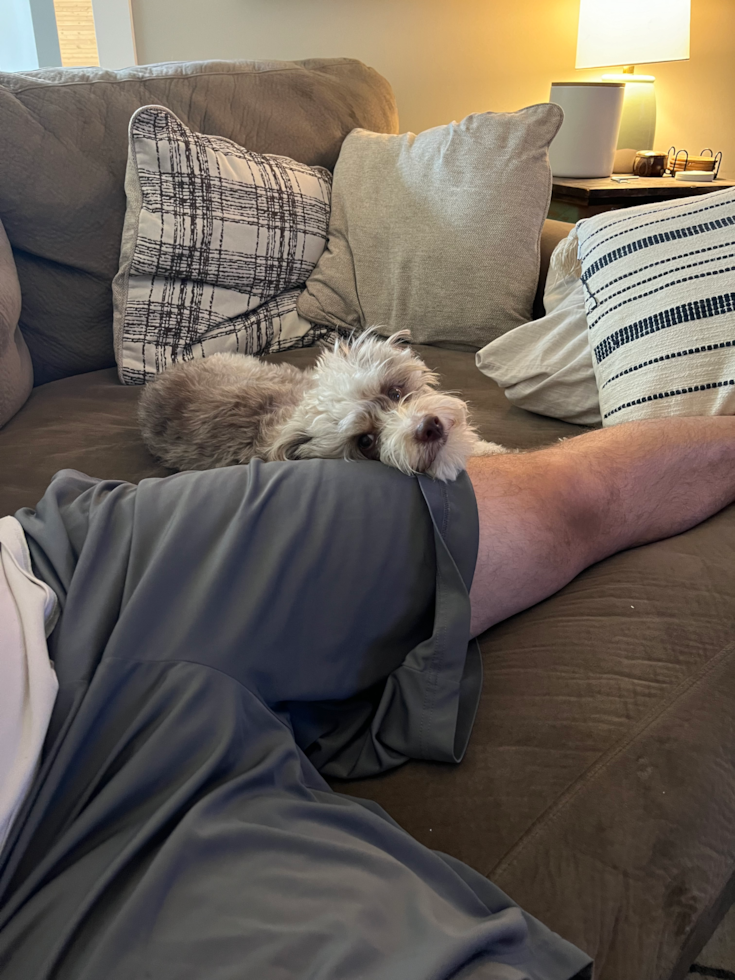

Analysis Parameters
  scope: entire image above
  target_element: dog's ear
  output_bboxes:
[271,430,314,461]
[283,433,313,460]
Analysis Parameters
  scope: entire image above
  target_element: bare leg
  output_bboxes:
[468,416,735,638]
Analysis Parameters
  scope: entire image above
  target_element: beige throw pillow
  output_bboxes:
[0,218,32,428]
[297,105,563,350]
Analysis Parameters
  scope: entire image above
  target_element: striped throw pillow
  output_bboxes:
[577,187,735,426]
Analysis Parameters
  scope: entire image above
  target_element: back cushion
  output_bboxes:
[0,59,398,385]
[0,216,33,426]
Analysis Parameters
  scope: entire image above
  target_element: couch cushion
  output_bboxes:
[3,346,734,979]
[337,510,735,979]
[0,368,170,517]
[0,346,580,519]
[0,217,33,428]
[0,59,398,386]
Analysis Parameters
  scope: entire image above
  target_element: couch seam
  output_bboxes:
[492,637,735,880]
[5,60,364,97]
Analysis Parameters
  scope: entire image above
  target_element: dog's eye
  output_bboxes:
[387,386,402,402]
[358,433,376,451]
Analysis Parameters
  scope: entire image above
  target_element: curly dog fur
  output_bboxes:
[138,331,506,481]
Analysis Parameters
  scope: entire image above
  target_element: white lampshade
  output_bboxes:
[576,0,690,69]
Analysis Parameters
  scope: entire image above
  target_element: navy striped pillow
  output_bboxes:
[577,186,735,425]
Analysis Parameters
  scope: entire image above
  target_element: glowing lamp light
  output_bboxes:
[576,0,691,70]
[575,0,691,151]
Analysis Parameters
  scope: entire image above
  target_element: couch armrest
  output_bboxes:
[532,219,574,319]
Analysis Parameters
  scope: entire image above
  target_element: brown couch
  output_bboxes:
[1,58,734,980]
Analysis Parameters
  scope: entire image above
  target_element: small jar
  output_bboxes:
[632,151,668,177]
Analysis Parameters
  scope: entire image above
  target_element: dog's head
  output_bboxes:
[272,330,479,481]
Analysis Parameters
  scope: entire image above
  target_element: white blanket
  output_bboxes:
[0,515,58,852]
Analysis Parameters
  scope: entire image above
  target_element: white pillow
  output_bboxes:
[113,105,335,385]
[475,227,601,425]
[578,186,735,426]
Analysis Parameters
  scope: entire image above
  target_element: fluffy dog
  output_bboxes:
[138,331,506,481]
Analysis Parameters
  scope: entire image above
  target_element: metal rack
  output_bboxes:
[667,146,723,178]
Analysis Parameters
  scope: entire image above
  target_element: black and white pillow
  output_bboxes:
[577,187,735,425]
[113,105,337,384]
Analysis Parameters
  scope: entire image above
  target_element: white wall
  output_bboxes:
[130,0,735,177]
[91,0,137,68]
[0,0,39,71]
[28,0,61,66]
[130,0,580,131]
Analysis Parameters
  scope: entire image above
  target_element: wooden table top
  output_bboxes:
[552,176,735,204]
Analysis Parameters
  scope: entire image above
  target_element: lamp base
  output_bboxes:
[602,73,656,151]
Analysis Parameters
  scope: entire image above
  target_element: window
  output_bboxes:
[0,0,135,71]
[53,0,99,66]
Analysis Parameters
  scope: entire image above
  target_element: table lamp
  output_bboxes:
[575,0,691,151]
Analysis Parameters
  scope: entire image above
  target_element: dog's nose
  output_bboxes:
[415,416,444,444]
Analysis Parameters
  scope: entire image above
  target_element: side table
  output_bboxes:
[548,176,735,223]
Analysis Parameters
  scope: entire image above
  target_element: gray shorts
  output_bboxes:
[0,460,590,980]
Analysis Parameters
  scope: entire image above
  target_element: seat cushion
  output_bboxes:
[1,347,734,980]
[0,59,398,386]
[0,368,170,517]
[0,346,581,517]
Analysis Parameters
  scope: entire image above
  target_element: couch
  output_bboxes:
[1,58,734,980]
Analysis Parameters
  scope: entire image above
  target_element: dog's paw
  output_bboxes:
[470,440,510,457]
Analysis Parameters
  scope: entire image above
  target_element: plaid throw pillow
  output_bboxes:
[113,105,336,384]
[578,186,735,425]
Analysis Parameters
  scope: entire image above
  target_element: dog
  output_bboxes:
[137,331,507,481]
